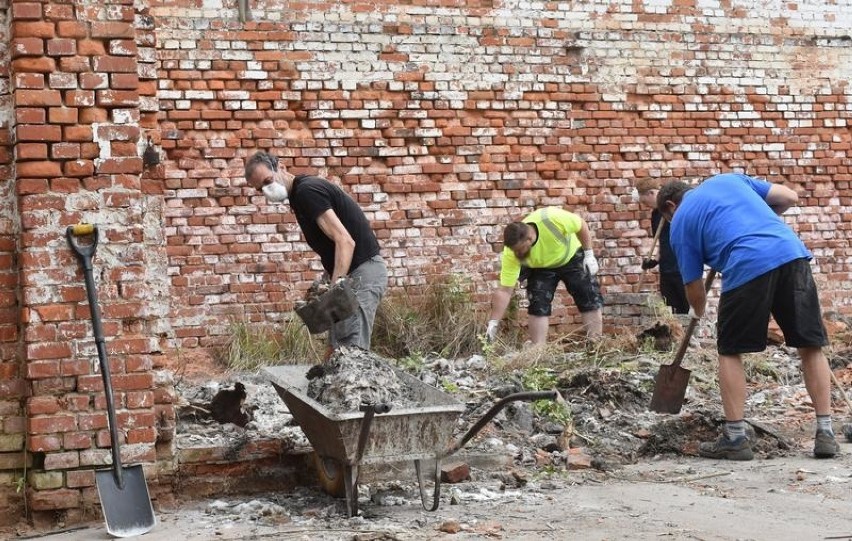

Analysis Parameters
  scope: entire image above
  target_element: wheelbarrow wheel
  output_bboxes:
[314,454,346,498]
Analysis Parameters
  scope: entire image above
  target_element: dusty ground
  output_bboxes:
[7,328,852,540]
[16,451,852,540]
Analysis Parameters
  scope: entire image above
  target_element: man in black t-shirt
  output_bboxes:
[636,178,688,314]
[244,151,388,350]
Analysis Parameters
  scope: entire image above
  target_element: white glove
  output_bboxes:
[687,306,701,320]
[582,250,599,276]
[485,319,500,343]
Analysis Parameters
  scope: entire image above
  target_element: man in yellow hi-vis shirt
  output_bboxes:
[486,207,604,344]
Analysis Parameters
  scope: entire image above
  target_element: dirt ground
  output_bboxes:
[8,330,852,540]
[17,450,852,540]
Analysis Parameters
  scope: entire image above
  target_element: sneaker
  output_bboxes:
[698,434,754,461]
[813,429,839,459]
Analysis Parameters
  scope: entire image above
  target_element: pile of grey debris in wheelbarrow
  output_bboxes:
[264,346,561,517]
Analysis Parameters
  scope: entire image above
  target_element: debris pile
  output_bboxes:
[306,346,418,412]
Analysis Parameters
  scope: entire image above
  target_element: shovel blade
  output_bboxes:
[95,465,156,538]
[649,364,692,414]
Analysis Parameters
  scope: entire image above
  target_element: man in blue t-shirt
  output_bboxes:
[244,151,388,351]
[657,173,838,460]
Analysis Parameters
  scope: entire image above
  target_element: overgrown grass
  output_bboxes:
[215,316,323,371]
[372,274,502,359]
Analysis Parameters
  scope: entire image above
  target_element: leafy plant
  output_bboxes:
[521,367,572,425]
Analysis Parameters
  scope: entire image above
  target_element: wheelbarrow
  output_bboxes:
[264,365,560,517]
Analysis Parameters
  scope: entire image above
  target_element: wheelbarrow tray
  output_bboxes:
[264,365,466,466]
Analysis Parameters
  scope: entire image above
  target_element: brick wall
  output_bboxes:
[0,0,851,523]
[0,0,171,524]
[153,0,852,346]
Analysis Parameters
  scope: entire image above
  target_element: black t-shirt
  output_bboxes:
[289,175,381,275]
[651,209,681,276]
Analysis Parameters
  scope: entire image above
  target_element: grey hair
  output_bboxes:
[245,151,278,180]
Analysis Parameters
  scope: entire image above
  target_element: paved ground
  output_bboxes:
[18,444,852,541]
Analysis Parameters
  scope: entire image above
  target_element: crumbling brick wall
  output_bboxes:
[0,0,171,525]
[154,0,852,347]
[0,0,851,525]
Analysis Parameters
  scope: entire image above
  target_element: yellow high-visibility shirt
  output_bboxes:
[499,207,583,288]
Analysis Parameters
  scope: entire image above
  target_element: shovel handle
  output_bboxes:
[671,269,717,368]
[66,224,99,264]
[638,220,665,292]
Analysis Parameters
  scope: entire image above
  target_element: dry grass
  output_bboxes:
[372,274,498,359]
[215,316,323,371]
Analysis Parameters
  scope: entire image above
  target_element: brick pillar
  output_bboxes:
[10,0,171,524]
[0,0,26,525]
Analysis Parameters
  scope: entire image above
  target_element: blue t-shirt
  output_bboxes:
[669,173,811,292]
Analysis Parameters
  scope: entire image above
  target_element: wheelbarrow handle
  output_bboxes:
[444,390,561,457]
[355,403,392,464]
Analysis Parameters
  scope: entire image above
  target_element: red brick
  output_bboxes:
[15,107,46,124]
[11,37,44,57]
[63,125,93,142]
[110,73,139,90]
[58,56,91,73]
[46,38,75,56]
[44,451,80,470]
[64,90,94,107]
[25,360,60,379]
[109,39,137,56]
[29,435,62,452]
[30,489,81,511]
[15,89,62,107]
[28,396,61,415]
[11,21,56,39]
[92,55,136,73]
[66,469,95,488]
[14,72,45,88]
[126,427,156,444]
[56,21,87,39]
[44,4,74,21]
[17,161,62,178]
[48,72,78,89]
[79,108,108,124]
[28,415,77,434]
[79,72,108,89]
[96,89,139,107]
[64,160,95,177]
[16,177,49,194]
[26,341,71,360]
[33,304,73,322]
[17,124,62,142]
[63,432,92,450]
[77,39,105,56]
[11,56,56,73]
[97,157,143,175]
[48,107,79,124]
[11,2,43,20]
[90,21,134,39]
[77,413,107,431]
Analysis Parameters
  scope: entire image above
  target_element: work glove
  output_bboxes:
[582,250,599,276]
[641,258,659,270]
[485,319,500,343]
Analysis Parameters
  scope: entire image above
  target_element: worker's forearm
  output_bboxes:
[577,221,593,250]
[330,239,355,282]
[684,279,707,317]
[489,287,513,321]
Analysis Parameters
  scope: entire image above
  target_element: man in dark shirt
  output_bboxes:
[636,178,688,314]
[244,151,388,350]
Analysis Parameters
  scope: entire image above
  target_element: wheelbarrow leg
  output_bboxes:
[414,459,442,512]
[343,464,359,518]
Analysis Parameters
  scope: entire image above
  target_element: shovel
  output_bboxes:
[649,269,717,414]
[67,224,156,537]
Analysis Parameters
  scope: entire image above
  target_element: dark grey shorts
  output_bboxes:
[717,258,828,355]
[522,252,604,317]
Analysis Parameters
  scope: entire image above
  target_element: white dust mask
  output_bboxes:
[262,181,288,203]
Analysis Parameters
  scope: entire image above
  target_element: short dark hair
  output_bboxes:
[245,151,278,180]
[503,222,530,248]
[656,181,692,214]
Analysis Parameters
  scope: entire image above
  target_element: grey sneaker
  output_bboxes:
[698,434,754,461]
[814,429,839,459]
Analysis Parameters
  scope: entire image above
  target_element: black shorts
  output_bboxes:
[717,258,828,355]
[523,252,604,317]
